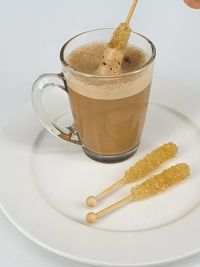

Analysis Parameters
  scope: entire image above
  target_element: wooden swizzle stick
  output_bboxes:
[86,142,178,207]
[96,0,139,75]
[86,163,190,223]
[125,0,139,25]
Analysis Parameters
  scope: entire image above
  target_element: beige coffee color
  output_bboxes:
[64,43,153,155]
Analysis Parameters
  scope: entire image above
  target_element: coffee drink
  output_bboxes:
[66,42,153,156]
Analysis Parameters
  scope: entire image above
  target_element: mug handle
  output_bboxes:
[32,73,80,145]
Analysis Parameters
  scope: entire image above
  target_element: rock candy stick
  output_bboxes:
[86,142,178,207]
[86,163,190,223]
[96,0,138,75]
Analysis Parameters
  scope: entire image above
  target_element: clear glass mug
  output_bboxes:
[32,29,156,163]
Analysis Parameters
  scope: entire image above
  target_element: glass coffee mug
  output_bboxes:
[32,29,156,163]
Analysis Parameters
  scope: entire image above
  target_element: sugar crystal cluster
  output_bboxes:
[124,142,178,182]
[132,163,190,200]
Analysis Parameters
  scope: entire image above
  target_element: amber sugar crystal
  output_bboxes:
[124,142,178,183]
[109,23,131,51]
[132,163,190,200]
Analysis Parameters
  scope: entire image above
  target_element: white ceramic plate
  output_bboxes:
[0,78,200,266]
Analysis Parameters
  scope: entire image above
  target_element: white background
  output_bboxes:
[0,0,200,266]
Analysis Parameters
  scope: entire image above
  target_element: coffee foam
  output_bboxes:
[65,42,153,100]
[64,66,153,100]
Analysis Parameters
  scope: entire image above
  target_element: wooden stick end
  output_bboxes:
[86,196,97,207]
[86,212,97,224]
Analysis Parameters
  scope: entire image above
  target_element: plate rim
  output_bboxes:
[1,203,200,267]
[1,77,200,267]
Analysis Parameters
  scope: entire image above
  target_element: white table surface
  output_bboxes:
[0,0,200,266]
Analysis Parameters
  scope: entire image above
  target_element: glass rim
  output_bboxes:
[60,28,156,79]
